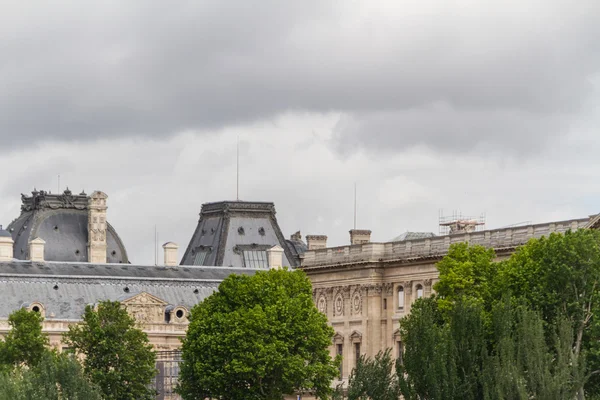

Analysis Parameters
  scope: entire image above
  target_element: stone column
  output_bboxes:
[366,283,382,357]
[88,191,108,263]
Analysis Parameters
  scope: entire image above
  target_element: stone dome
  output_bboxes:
[7,189,128,263]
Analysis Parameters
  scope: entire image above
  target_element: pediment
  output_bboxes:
[333,332,344,343]
[350,330,362,340]
[121,292,168,307]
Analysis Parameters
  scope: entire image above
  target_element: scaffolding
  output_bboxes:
[439,210,486,235]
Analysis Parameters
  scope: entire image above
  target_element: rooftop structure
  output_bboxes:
[0,259,258,320]
[6,189,128,263]
[181,201,305,268]
[302,217,591,270]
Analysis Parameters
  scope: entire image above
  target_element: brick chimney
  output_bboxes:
[88,191,108,263]
[0,225,14,261]
[163,242,179,266]
[350,229,371,245]
[306,235,327,250]
[28,237,45,262]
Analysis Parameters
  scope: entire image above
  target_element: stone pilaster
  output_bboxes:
[87,191,108,263]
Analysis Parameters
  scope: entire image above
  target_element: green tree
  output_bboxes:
[0,308,48,369]
[398,297,487,400]
[178,268,339,400]
[484,300,586,400]
[63,300,157,400]
[430,230,600,398]
[434,242,498,315]
[346,349,400,400]
[0,351,102,400]
[497,230,600,398]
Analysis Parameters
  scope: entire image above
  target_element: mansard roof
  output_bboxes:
[0,259,258,320]
[6,189,128,263]
[181,200,302,268]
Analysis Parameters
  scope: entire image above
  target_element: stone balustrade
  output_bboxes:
[301,218,590,268]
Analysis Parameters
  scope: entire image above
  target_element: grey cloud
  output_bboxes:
[0,0,599,154]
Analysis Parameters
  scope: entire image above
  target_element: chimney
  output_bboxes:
[163,242,179,266]
[0,225,14,261]
[87,191,108,263]
[28,237,45,262]
[350,229,371,245]
[267,245,284,269]
[306,235,327,250]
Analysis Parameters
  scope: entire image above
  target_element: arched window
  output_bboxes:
[398,286,405,309]
[416,284,424,299]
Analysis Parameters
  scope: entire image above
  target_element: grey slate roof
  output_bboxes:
[7,190,128,263]
[390,232,437,242]
[181,201,301,268]
[0,259,258,319]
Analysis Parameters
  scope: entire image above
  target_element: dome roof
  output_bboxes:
[7,189,128,263]
[0,225,11,238]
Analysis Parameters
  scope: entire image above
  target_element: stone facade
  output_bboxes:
[301,216,592,385]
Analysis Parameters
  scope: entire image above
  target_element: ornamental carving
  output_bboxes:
[334,293,344,317]
[20,189,89,212]
[383,283,393,296]
[318,296,327,314]
[122,292,168,324]
[351,290,362,316]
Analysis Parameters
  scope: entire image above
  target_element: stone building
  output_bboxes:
[0,191,298,345]
[301,217,596,385]
[0,190,301,398]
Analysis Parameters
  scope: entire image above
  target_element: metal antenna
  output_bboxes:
[354,182,357,229]
[58,174,60,193]
[236,136,240,201]
[154,225,157,266]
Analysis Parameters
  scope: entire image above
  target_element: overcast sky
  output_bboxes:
[1,0,600,264]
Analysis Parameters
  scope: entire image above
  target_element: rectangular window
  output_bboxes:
[243,250,269,268]
[398,287,405,309]
[355,343,361,367]
[193,250,209,266]
[337,344,343,378]
[383,298,387,310]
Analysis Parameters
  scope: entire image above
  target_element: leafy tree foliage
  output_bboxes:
[399,297,487,400]
[178,268,339,400]
[63,300,157,400]
[0,351,103,400]
[399,296,586,400]
[346,349,400,400]
[434,242,497,315]
[413,229,600,398]
[0,308,48,369]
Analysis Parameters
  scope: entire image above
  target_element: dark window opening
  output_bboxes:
[32,305,40,313]
[355,343,361,367]
[337,344,343,378]
[383,298,387,310]
[175,310,184,319]
[397,341,404,365]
